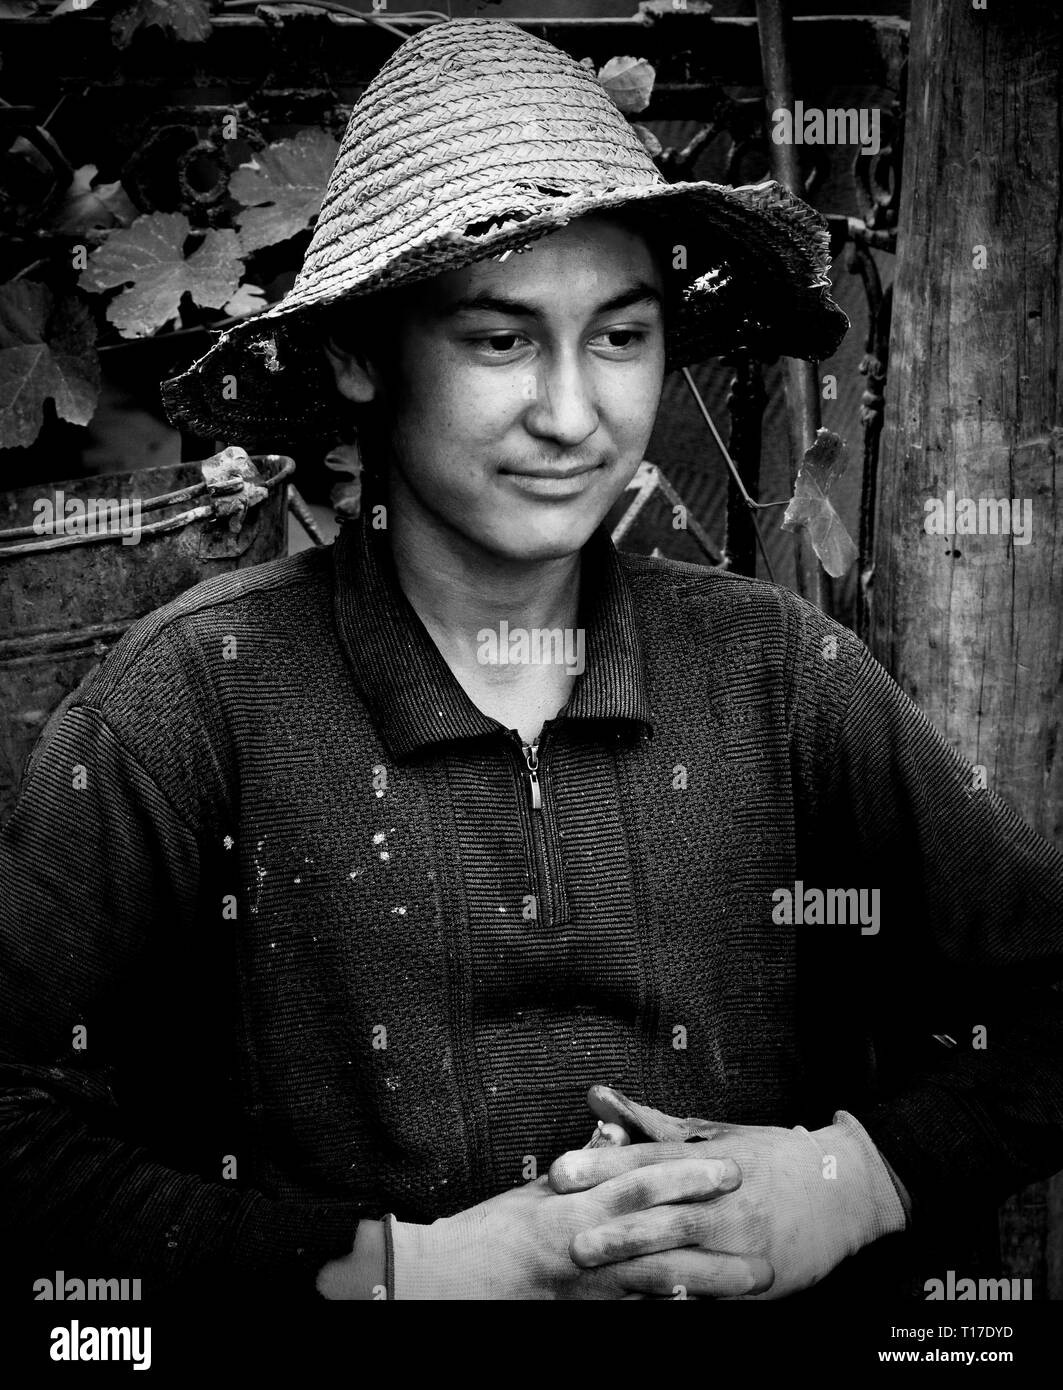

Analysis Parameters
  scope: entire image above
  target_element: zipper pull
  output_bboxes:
[522,742,543,811]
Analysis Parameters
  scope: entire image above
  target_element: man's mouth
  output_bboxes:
[498,461,605,498]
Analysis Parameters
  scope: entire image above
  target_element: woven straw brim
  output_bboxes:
[160,17,849,447]
[161,179,848,447]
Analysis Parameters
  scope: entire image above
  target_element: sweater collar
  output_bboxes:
[332,512,653,759]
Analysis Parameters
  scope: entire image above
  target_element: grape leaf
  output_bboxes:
[781,428,858,579]
[111,0,212,49]
[0,281,100,449]
[45,163,139,242]
[79,211,243,338]
[230,129,340,254]
[597,56,656,115]
[222,282,267,318]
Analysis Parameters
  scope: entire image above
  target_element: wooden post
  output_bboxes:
[869,0,1063,1296]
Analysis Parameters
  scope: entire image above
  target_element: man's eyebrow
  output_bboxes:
[440,281,663,319]
[595,282,664,314]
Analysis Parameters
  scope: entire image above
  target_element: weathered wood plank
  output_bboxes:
[870,0,1063,1297]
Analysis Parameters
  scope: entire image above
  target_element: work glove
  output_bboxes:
[386,1113,768,1300]
[547,1084,909,1300]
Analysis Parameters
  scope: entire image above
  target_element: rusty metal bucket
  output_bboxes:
[0,452,294,824]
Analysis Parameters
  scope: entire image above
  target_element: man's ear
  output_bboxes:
[322,337,382,405]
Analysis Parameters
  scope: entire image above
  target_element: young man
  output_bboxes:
[2,18,1062,1304]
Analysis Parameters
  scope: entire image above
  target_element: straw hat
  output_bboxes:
[160,17,849,447]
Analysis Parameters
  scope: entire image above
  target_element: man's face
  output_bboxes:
[330,214,667,564]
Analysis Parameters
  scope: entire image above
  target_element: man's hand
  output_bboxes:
[381,1112,766,1299]
[316,1114,652,1301]
[545,1086,908,1300]
[384,1160,773,1299]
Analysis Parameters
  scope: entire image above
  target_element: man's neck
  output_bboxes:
[389,498,580,658]
[384,485,584,743]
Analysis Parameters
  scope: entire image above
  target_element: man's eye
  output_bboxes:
[591,330,645,350]
[473,334,526,354]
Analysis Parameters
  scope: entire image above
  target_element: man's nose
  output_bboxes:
[523,352,599,448]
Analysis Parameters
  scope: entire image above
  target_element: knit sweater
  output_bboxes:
[2,515,1062,1301]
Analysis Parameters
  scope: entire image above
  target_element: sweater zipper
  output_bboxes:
[522,741,543,810]
[515,730,569,927]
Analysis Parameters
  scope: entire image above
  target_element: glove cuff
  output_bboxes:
[808,1109,909,1256]
[388,1207,493,1300]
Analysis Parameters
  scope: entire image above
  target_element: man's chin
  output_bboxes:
[473,474,630,562]
[478,510,607,564]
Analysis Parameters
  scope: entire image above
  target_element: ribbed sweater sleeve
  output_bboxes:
[0,648,361,1296]
[794,609,1063,1233]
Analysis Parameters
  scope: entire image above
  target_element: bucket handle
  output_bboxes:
[0,455,295,558]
